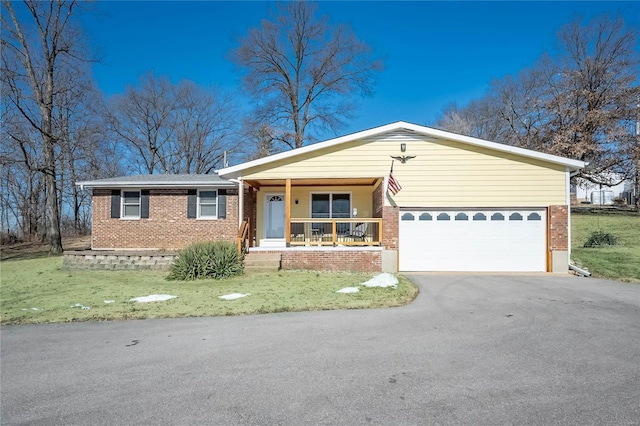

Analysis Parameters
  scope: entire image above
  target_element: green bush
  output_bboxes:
[583,230,617,248]
[167,241,243,280]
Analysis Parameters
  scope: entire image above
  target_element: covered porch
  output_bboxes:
[238,177,385,249]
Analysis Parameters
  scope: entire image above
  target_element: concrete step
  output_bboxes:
[244,253,281,273]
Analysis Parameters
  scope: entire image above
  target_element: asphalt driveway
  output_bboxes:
[1,274,639,425]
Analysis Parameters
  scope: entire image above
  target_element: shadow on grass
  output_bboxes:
[1,235,91,262]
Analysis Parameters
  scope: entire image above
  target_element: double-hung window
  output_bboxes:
[198,190,218,219]
[121,191,141,219]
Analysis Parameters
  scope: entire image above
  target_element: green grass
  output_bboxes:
[0,257,418,325]
[571,212,640,283]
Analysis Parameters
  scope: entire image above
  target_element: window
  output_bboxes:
[528,212,542,221]
[419,213,432,221]
[312,193,350,233]
[491,212,505,221]
[437,213,450,221]
[198,190,218,218]
[509,212,523,221]
[401,213,415,221]
[311,193,350,218]
[473,213,487,221]
[455,213,468,221]
[122,191,141,219]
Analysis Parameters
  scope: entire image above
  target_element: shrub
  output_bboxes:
[167,241,243,280]
[583,231,617,248]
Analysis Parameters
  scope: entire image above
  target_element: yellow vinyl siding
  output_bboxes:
[245,134,566,207]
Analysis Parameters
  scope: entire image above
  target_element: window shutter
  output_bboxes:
[218,189,226,219]
[187,189,197,218]
[141,190,150,219]
[110,190,120,218]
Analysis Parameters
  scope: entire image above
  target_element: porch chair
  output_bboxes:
[347,222,368,241]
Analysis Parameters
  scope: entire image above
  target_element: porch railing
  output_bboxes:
[237,219,250,254]
[288,218,382,246]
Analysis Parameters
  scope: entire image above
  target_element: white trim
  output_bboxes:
[263,192,285,239]
[237,178,244,228]
[566,167,572,259]
[249,246,383,252]
[121,189,141,220]
[217,121,587,178]
[197,189,218,220]
[309,191,352,218]
[77,181,236,189]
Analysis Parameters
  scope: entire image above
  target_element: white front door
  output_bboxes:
[264,194,285,239]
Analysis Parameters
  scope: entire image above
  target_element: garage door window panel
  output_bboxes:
[528,212,542,221]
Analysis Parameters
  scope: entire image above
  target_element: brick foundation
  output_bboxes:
[254,249,383,273]
[92,189,239,250]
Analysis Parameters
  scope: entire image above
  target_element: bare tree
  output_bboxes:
[230,1,383,149]
[171,80,238,173]
[1,0,94,253]
[108,72,176,174]
[108,73,240,174]
[436,15,639,187]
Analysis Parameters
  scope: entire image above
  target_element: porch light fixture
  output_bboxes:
[401,143,406,152]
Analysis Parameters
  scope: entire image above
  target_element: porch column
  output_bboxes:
[285,178,291,245]
[238,178,244,228]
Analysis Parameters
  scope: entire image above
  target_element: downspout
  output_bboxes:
[230,178,243,228]
[566,167,571,270]
[569,264,591,277]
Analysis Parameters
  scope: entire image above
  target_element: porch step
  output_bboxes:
[244,253,281,273]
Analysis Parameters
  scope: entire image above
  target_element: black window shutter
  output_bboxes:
[187,189,197,218]
[141,190,150,219]
[110,190,120,218]
[218,189,226,219]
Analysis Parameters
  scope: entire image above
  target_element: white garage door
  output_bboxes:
[399,209,547,272]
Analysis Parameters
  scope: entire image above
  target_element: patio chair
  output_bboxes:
[347,222,368,241]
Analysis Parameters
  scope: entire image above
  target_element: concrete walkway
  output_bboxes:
[1,274,639,425]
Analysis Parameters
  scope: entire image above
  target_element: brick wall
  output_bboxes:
[549,205,568,251]
[382,206,399,250]
[92,188,239,250]
[256,249,382,273]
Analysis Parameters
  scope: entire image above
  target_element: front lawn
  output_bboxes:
[571,211,640,283]
[0,257,418,325]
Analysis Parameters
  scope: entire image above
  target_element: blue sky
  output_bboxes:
[82,1,639,139]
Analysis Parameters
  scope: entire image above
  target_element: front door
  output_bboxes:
[264,194,285,239]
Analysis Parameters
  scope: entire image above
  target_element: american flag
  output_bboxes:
[388,163,402,195]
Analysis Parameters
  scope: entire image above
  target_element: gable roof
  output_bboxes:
[217,121,586,178]
[76,174,235,189]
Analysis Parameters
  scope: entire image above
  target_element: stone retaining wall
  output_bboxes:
[63,250,178,270]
